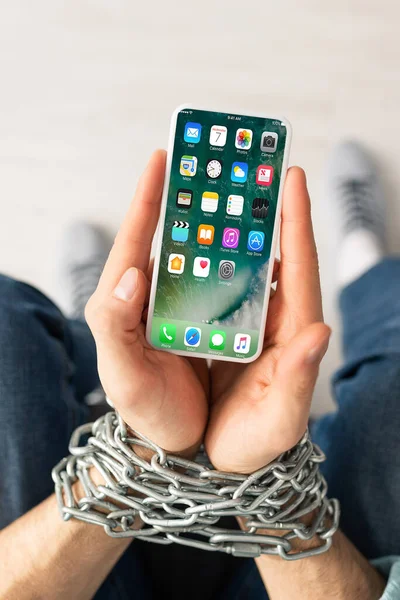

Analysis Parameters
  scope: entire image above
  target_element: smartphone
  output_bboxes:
[146,105,291,363]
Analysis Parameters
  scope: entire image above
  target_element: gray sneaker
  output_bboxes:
[326,141,386,245]
[59,222,110,320]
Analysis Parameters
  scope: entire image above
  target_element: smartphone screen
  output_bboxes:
[147,106,291,362]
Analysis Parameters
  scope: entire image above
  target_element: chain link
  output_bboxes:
[52,412,340,560]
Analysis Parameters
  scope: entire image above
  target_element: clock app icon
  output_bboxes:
[206,159,223,179]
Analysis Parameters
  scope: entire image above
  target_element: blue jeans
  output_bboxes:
[1,258,400,599]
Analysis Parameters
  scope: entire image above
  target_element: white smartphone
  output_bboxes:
[146,105,292,363]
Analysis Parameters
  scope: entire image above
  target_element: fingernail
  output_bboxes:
[113,268,138,301]
[306,330,331,365]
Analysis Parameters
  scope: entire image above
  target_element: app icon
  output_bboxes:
[231,162,248,183]
[222,227,240,249]
[206,159,223,179]
[218,260,235,280]
[159,323,176,344]
[234,333,251,354]
[256,165,274,186]
[247,231,265,252]
[260,131,278,153]
[197,224,215,245]
[184,122,202,144]
[168,253,185,274]
[193,257,210,277]
[209,125,227,147]
[209,330,226,350]
[226,194,244,216]
[176,189,193,208]
[172,220,189,242]
[184,327,201,347]
[235,128,253,150]
[252,197,269,219]
[180,155,198,177]
[201,191,219,213]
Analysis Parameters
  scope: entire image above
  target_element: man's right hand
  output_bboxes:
[85,150,209,456]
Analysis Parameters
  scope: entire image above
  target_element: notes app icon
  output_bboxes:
[234,333,251,354]
[197,224,215,245]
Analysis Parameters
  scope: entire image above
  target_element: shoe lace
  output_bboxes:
[69,260,104,320]
[339,178,382,234]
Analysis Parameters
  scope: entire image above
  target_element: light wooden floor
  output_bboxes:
[1,1,399,413]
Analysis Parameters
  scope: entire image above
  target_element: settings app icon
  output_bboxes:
[218,260,235,280]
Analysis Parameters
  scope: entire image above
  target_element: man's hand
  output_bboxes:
[85,150,208,455]
[206,167,331,473]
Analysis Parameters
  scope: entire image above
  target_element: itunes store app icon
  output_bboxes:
[222,227,240,249]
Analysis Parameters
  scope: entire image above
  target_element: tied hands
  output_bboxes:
[85,150,331,475]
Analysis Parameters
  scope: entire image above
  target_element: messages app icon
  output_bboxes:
[231,162,248,183]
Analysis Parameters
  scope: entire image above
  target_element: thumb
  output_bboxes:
[86,268,148,340]
[268,323,331,446]
[85,267,149,404]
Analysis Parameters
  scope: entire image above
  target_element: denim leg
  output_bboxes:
[312,258,400,559]
[0,275,150,600]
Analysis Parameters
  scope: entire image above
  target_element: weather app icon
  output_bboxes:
[231,162,248,183]
[247,230,265,252]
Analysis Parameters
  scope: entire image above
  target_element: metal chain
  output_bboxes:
[52,412,340,560]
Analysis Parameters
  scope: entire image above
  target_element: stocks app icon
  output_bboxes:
[218,260,235,280]
[252,197,269,219]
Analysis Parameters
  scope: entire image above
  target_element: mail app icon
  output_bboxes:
[184,122,202,144]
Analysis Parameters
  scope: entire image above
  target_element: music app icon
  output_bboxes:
[234,333,251,354]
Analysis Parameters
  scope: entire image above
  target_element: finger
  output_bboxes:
[96,150,167,297]
[85,267,149,400]
[278,167,323,323]
[272,258,280,284]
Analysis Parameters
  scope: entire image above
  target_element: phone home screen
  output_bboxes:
[150,108,288,360]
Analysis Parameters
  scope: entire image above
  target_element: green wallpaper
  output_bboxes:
[151,108,288,359]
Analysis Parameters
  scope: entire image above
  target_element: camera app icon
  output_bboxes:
[260,132,278,153]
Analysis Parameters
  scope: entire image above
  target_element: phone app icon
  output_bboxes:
[260,131,278,153]
[235,128,253,150]
[197,224,215,245]
[226,195,244,216]
[209,125,227,147]
[234,333,251,354]
[222,227,240,249]
[180,155,198,177]
[247,231,265,252]
[256,165,274,186]
[218,260,235,280]
[159,324,176,344]
[231,162,248,183]
[172,221,189,242]
[252,197,269,219]
[184,327,201,347]
[206,159,223,179]
[176,189,193,208]
[193,257,210,277]
[209,330,226,350]
[201,191,219,213]
[184,122,202,144]
[168,253,185,274]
